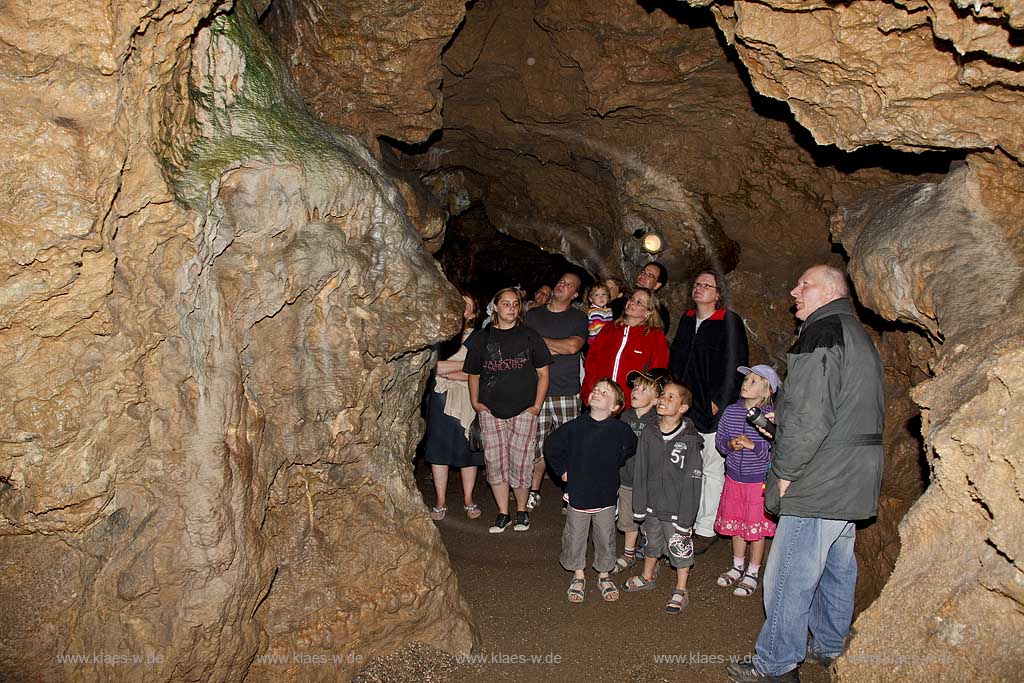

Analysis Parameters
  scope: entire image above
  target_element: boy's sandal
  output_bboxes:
[567,577,586,603]
[464,503,482,519]
[733,573,759,597]
[717,566,744,588]
[612,555,636,574]
[598,576,620,602]
[622,574,657,592]
[664,588,689,615]
[429,506,447,521]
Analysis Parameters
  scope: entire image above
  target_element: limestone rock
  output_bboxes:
[261,0,467,145]
[0,2,474,681]
[831,155,1024,679]
[688,0,1024,159]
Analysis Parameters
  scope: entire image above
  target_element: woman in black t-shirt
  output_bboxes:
[465,287,553,534]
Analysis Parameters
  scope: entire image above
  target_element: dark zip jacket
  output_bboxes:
[764,298,885,520]
[619,408,659,488]
[668,308,749,433]
[631,417,704,529]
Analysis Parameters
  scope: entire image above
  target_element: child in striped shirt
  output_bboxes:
[713,364,780,597]
[585,284,614,341]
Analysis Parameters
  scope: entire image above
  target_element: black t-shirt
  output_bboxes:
[524,305,588,397]
[463,324,554,419]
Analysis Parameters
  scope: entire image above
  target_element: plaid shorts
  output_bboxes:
[479,411,537,489]
[535,394,581,462]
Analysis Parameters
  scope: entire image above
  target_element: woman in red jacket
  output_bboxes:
[581,287,669,406]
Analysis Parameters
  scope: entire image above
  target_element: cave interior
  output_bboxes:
[1,0,1022,680]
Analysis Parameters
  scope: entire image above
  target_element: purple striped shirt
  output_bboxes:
[715,401,773,483]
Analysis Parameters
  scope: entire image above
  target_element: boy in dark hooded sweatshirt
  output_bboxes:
[622,380,704,615]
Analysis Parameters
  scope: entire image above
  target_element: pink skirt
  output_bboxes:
[714,476,777,541]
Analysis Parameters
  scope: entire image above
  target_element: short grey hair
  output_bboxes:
[818,265,850,298]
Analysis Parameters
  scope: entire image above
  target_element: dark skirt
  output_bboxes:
[423,388,485,468]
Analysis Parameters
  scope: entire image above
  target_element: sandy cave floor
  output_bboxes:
[353,461,831,683]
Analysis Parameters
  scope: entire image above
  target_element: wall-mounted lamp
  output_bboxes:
[632,228,665,255]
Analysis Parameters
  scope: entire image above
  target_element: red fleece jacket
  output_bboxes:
[582,322,669,406]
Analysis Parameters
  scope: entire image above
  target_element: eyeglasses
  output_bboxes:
[693,282,718,291]
[626,298,652,309]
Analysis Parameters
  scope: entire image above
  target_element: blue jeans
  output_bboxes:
[753,516,857,676]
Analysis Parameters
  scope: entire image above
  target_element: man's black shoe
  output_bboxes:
[805,648,836,668]
[725,661,800,683]
[692,534,719,556]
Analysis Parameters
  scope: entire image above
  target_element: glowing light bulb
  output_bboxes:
[641,232,663,254]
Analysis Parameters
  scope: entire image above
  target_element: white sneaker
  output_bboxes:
[489,513,512,534]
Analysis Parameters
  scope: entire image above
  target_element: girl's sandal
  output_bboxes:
[622,574,657,592]
[567,577,586,603]
[598,576,620,602]
[464,503,482,519]
[429,506,447,521]
[717,566,744,588]
[733,573,759,597]
[664,588,689,615]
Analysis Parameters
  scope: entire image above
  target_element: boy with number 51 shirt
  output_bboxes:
[622,381,704,615]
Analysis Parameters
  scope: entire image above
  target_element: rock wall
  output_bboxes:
[0,2,474,681]
[260,0,466,146]
[831,158,1024,680]
[6,0,1023,679]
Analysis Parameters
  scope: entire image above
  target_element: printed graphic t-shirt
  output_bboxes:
[464,324,554,419]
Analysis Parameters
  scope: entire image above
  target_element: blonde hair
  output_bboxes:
[616,287,663,332]
[746,372,774,408]
[631,374,664,395]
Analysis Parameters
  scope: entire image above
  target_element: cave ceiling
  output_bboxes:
[266,0,965,294]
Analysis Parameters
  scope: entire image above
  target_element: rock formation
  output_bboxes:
[260,0,465,146]
[0,2,474,681]
[831,158,1024,680]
